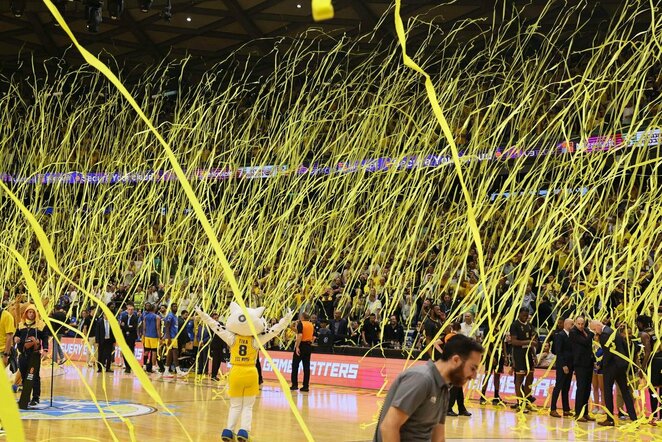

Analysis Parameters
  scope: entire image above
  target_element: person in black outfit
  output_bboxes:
[16,305,48,407]
[329,310,348,344]
[509,307,537,412]
[207,312,226,381]
[382,315,405,347]
[423,305,443,358]
[95,312,116,373]
[120,303,139,373]
[50,305,67,365]
[590,320,638,425]
[361,314,381,347]
[549,318,574,418]
[569,317,595,421]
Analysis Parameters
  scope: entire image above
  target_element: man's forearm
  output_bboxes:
[5,333,12,354]
[380,424,401,442]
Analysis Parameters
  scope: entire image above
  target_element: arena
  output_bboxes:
[1,1,661,441]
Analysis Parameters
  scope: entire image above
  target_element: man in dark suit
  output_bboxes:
[329,310,348,345]
[550,318,574,418]
[589,320,638,426]
[120,303,139,373]
[95,311,116,373]
[569,317,595,421]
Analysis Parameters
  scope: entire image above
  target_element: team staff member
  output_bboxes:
[120,303,139,374]
[549,318,574,418]
[375,334,484,442]
[290,312,314,392]
[570,317,595,421]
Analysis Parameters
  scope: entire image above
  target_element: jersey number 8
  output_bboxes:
[239,345,248,356]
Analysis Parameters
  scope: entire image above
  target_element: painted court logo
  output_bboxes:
[19,398,155,420]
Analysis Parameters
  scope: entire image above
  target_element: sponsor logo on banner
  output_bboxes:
[59,337,143,365]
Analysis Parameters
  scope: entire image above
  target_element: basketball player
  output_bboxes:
[509,307,537,412]
[141,303,161,373]
[162,303,184,377]
[375,334,484,441]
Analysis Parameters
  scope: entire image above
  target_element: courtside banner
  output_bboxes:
[58,337,143,365]
[260,351,652,412]
[260,350,414,390]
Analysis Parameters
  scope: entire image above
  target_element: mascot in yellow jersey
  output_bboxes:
[195,303,293,442]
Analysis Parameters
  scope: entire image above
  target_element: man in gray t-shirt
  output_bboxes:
[375,334,483,442]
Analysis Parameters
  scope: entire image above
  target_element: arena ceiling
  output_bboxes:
[0,0,649,75]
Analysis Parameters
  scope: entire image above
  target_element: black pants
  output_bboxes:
[604,368,637,421]
[256,357,263,384]
[448,386,467,413]
[210,347,222,378]
[291,343,311,389]
[574,366,593,417]
[122,338,136,373]
[550,367,572,412]
[196,344,209,375]
[98,339,114,371]
[18,353,40,400]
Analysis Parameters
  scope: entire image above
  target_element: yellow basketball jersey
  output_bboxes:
[230,335,257,366]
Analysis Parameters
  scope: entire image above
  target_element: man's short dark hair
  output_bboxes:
[637,315,652,328]
[519,307,529,314]
[439,334,484,361]
[300,312,310,320]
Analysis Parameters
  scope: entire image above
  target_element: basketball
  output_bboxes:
[24,336,41,351]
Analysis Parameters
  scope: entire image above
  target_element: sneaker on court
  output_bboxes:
[299,387,309,392]
[221,429,234,441]
[162,370,174,378]
[237,429,249,441]
[28,400,39,407]
[176,367,186,376]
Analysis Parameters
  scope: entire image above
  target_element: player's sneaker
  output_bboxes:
[237,429,249,441]
[221,429,234,441]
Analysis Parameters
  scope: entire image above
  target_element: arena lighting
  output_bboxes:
[10,0,26,17]
[139,0,152,12]
[107,0,123,19]
[84,0,103,33]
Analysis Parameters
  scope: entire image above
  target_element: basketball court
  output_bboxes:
[15,362,659,441]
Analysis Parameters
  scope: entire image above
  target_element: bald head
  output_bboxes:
[563,318,574,331]
[589,320,604,334]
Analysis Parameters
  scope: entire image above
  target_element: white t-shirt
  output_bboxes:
[366,298,382,316]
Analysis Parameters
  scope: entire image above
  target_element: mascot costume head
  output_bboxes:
[196,302,293,442]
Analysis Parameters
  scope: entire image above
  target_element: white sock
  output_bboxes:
[227,397,243,431]
[240,396,256,432]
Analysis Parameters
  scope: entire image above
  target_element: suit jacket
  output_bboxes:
[94,317,116,343]
[554,329,573,370]
[329,318,348,337]
[120,312,139,341]
[569,326,594,368]
[599,326,628,372]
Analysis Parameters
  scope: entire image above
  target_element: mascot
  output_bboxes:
[196,303,293,441]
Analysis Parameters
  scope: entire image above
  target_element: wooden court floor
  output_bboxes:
[11,362,661,442]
